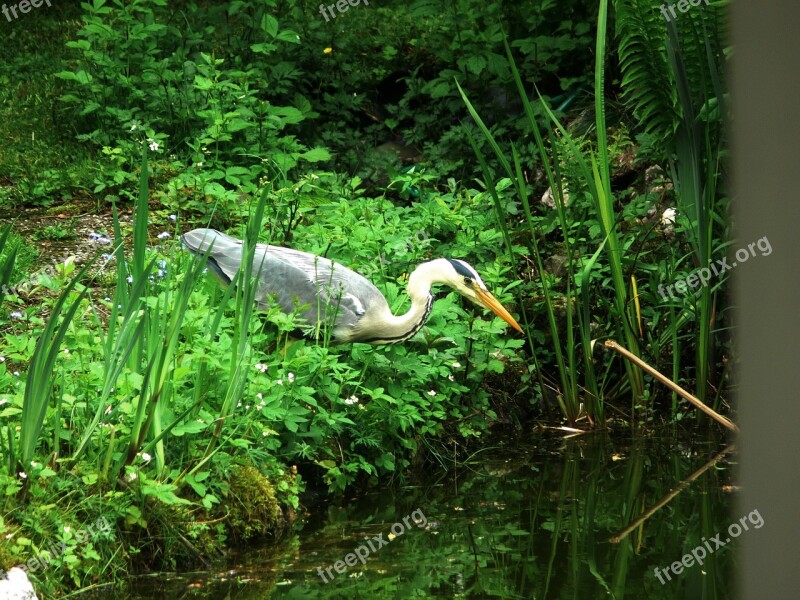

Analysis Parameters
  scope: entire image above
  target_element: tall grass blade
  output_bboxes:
[20,257,97,467]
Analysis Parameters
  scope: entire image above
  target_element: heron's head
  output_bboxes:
[439,258,523,333]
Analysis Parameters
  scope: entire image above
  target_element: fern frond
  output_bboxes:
[614,0,679,146]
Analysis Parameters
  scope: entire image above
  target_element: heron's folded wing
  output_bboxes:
[182,229,245,284]
[252,247,380,327]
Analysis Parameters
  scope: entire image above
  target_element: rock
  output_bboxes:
[0,568,38,599]
[645,164,673,194]
[540,186,569,209]
[544,253,569,277]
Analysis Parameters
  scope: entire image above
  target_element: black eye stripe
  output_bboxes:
[447,258,475,280]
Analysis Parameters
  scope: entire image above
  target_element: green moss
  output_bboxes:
[225,465,284,542]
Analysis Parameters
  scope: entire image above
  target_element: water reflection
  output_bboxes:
[122,433,735,599]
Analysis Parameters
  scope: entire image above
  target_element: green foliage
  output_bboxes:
[614,0,728,157]
[56,0,328,214]
[614,0,680,145]
[616,0,730,403]
[0,225,19,305]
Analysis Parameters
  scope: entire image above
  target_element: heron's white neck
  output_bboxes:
[362,260,450,344]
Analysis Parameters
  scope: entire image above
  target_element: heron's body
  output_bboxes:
[181,228,522,344]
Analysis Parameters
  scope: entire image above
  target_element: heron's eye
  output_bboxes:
[463,277,472,286]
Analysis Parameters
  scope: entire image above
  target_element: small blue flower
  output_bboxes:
[157,260,167,269]
[9,311,23,319]
[126,276,133,284]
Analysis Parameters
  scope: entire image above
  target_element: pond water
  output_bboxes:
[117,432,736,599]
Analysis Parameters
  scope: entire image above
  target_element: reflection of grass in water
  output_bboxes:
[239,436,733,600]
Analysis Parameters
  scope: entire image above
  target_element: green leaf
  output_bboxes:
[171,419,209,436]
[301,147,331,162]
[263,14,279,38]
[277,30,301,43]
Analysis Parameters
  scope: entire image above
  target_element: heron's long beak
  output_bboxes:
[475,288,523,333]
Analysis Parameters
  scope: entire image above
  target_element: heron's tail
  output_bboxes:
[181,228,243,284]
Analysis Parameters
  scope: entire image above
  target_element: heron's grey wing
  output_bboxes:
[181,229,246,284]
[254,246,387,334]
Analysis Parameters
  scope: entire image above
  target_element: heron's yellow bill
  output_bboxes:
[475,288,523,333]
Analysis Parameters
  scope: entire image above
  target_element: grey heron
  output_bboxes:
[182,228,523,344]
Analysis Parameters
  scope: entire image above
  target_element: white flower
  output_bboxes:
[255,363,268,373]
[169,214,177,221]
[452,362,461,368]
[661,207,676,226]
[345,395,359,405]
[448,375,455,381]
[0,399,8,405]
[126,276,133,284]
[140,452,152,464]
[126,471,138,482]
[157,231,171,239]
[18,472,27,479]
[427,390,436,396]
[148,139,159,152]
[287,372,295,383]
[9,311,22,319]
[276,379,283,386]
[256,392,263,399]
[63,526,71,533]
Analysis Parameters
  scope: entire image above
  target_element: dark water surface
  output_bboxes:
[118,433,738,599]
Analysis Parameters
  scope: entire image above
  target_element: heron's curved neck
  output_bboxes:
[365,260,446,344]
